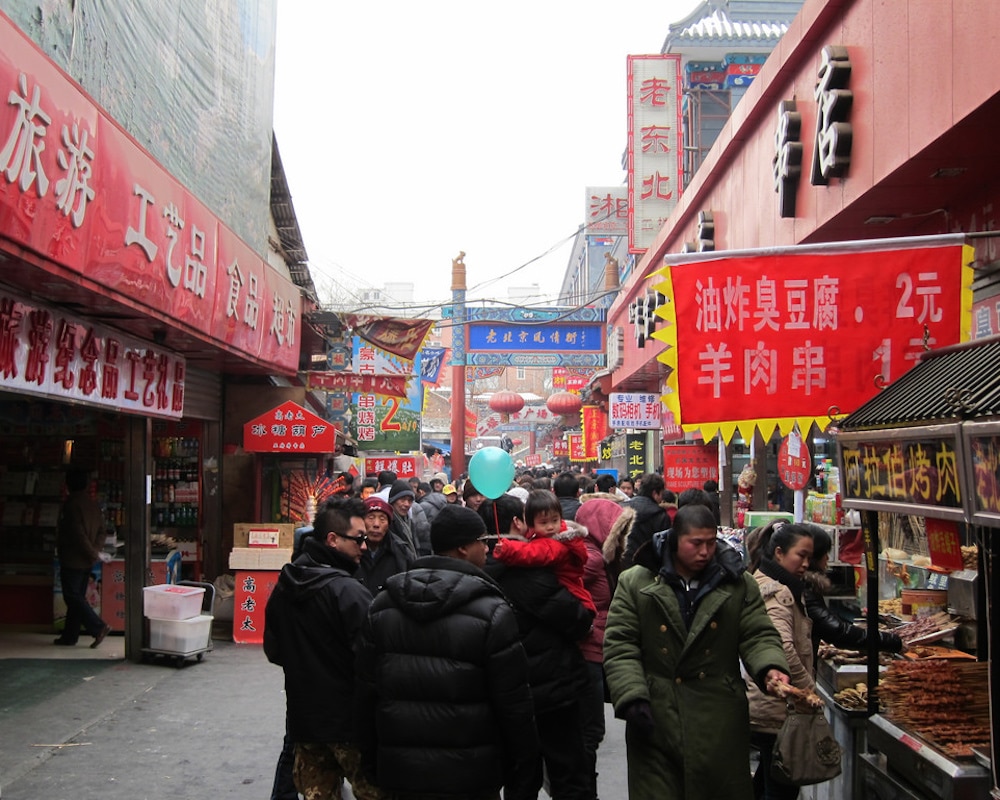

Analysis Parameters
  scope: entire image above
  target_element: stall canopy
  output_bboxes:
[650,235,973,443]
[243,401,337,454]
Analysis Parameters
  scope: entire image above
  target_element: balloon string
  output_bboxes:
[492,502,501,537]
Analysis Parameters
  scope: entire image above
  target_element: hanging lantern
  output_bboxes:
[547,391,582,417]
[489,390,525,422]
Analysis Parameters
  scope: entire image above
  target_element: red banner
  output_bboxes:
[653,243,973,442]
[568,433,588,463]
[364,456,417,479]
[0,17,301,374]
[344,315,434,361]
[925,518,963,572]
[307,372,408,398]
[552,438,569,458]
[581,405,607,459]
[661,443,719,491]
[243,401,336,453]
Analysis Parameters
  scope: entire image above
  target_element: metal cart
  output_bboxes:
[141,579,215,668]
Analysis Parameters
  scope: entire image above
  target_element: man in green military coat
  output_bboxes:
[604,503,790,799]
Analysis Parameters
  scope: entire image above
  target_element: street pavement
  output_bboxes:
[0,634,628,799]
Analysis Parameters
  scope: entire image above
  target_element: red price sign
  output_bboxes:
[925,518,964,572]
[777,433,811,491]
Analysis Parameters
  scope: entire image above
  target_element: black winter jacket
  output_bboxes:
[622,494,670,568]
[484,557,592,714]
[357,556,538,796]
[803,573,902,661]
[263,539,373,743]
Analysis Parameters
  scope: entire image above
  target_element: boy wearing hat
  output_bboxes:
[442,483,460,504]
[355,496,416,596]
[357,505,539,798]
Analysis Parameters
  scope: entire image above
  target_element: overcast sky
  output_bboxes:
[273,0,701,314]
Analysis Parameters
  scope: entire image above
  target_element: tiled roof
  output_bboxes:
[672,8,789,42]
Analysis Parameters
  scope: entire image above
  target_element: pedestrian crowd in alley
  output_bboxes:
[262,466,860,800]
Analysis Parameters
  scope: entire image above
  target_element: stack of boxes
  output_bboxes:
[228,523,295,644]
[143,584,212,655]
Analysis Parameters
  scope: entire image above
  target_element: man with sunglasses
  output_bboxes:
[264,496,386,800]
[357,504,539,799]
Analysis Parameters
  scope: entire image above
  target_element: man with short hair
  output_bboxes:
[357,505,539,799]
[618,477,635,498]
[387,479,430,556]
[553,471,582,521]
[264,497,385,800]
[622,472,670,568]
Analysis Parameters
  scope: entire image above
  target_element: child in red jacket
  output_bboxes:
[493,489,596,616]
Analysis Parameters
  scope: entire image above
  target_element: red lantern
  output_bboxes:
[489,390,525,422]
[546,391,582,417]
[512,438,523,446]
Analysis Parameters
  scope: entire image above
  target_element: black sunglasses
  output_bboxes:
[336,531,368,545]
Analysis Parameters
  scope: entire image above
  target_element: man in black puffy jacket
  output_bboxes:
[621,472,670,567]
[264,497,384,800]
[357,504,539,799]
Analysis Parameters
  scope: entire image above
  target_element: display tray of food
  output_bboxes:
[902,644,976,661]
[831,681,880,715]
[894,612,960,646]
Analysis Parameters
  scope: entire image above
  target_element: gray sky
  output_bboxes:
[273,0,701,313]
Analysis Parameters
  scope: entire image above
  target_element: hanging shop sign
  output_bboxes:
[363,455,418,480]
[567,432,588,463]
[662,442,719,492]
[777,431,812,490]
[586,186,629,236]
[652,239,973,443]
[836,425,966,522]
[552,438,569,458]
[420,347,447,385]
[962,420,1000,527]
[307,372,408,399]
[343,315,434,361]
[627,54,682,253]
[625,433,647,481]
[243,401,336,453]
[581,405,607,459]
[609,392,661,430]
[0,19,300,374]
[0,289,185,418]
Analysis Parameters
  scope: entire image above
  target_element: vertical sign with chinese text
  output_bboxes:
[625,434,647,480]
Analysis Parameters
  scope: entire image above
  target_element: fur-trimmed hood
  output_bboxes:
[601,505,635,565]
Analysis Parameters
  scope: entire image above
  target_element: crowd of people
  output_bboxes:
[264,467,858,800]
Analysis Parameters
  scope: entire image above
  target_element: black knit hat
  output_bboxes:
[431,505,486,553]
[388,479,415,504]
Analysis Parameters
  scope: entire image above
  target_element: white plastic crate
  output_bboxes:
[143,584,205,620]
[148,614,213,654]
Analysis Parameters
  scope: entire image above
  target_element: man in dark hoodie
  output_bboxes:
[357,504,539,799]
[264,496,385,800]
[621,472,669,567]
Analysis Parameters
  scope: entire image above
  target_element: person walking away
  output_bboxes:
[263,496,385,800]
[418,480,448,525]
[480,495,596,800]
[54,468,111,647]
[355,496,416,596]
[574,498,634,798]
[745,521,818,800]
[621,473,670,567]
[604,503,791,800]
[553,471,582,521]
[492,489,596,617]
[356,505,539,799]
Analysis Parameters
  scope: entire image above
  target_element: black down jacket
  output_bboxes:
[263,538,373,743]
[357,556,539,796]
[622,494,670,568]
[484,558,592,714]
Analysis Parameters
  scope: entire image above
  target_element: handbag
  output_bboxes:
[770,702,843,786]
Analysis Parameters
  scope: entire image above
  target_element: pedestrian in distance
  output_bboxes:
[621,472,670,568]
[54,468,111,648]
[263,496,386,800]
[604,503,791,799]
[357,504,539,799]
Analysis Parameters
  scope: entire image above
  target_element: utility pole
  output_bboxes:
[449,252,467,478]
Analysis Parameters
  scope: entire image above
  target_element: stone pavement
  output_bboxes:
[0,635,289,799]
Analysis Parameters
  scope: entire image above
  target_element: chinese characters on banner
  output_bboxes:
[777,431,812,490]
[627,55,682,253]
[349,341,421,452]
[609,392,661,429]
[364,456,417,480]
[567,432,587,463]
[661,443,719,492]
[839,436,963,510]
[586,186,630,236]
[924,518,964,572]
[468,324,604,353]
[969,433,1000,515]
[0,22,301,374]
[581,406,607,459]
[552,437,569,459]
[553,366,595,392]
[625,434,647,480]
[243,401,336,453]
[654,244,973,442]
[232,570,279,645]
[0,290,186,418]
[307,372,409,399]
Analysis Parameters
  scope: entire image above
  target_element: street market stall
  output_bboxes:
[833,336,1000,800]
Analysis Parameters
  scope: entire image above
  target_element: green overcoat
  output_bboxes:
[604,540,788,800]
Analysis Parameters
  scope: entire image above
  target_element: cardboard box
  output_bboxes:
[257,549,293,570]
[233,523,296,549]
[228,547,261,570]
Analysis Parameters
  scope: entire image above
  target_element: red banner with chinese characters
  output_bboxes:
[925,518,964,572]
[0,17,300,374]
[552,437,569,458]
[581,405,607,459]
[653,242,973,443]
[243,401,336,453]
[307,372,408,398]
[364,456,418,479]
[233,570,279,645]
[568,433,588,463]
[661,443,719,492]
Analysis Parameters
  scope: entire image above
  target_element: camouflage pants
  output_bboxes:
[293,741,387,800]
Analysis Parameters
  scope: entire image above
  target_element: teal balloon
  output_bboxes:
[468,447,515,499]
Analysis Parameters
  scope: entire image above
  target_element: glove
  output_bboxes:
[98,552,113,563]
[621,699,655,739]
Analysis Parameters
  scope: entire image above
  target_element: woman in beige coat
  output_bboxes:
[745,522,816,800]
